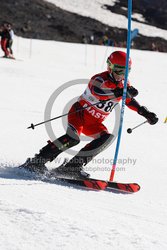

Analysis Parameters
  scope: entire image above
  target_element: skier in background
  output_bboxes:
[0,22,14,58]
[21,51,158,178]
[6,23,14,57]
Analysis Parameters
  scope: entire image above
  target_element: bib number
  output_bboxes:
[96,100,114,113]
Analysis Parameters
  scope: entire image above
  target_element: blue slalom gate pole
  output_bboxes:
[110,0,132,181]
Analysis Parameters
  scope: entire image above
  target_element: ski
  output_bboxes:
[107,181,140,193]
[19,166,140,193]
[0,56,23,61]
[60,177,108,190]
[49,175,140,193]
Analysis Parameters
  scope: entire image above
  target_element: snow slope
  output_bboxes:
[45,0,167,40]
[0,37,167,250]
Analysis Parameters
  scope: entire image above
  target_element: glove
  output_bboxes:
[138,106,158,125]
[113,87,123,97]
[127,86,138,97]
[113,86,138,98]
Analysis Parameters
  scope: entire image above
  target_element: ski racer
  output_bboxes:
[21,51,158,178]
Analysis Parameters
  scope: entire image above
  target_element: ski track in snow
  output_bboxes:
[0,36,167,249]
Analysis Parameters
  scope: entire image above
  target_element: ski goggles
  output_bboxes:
[107,59,131,75]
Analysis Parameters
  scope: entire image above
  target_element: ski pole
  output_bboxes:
[27,99,110,130]
[109,0,132,182]
[127,120,148,134]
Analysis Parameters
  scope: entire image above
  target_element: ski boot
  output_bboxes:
[20,129,80,174]
[19,155,48,174]
[51,158,90,179]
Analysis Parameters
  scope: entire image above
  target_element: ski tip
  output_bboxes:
[135,183,141,192]
[117,183,140,193]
